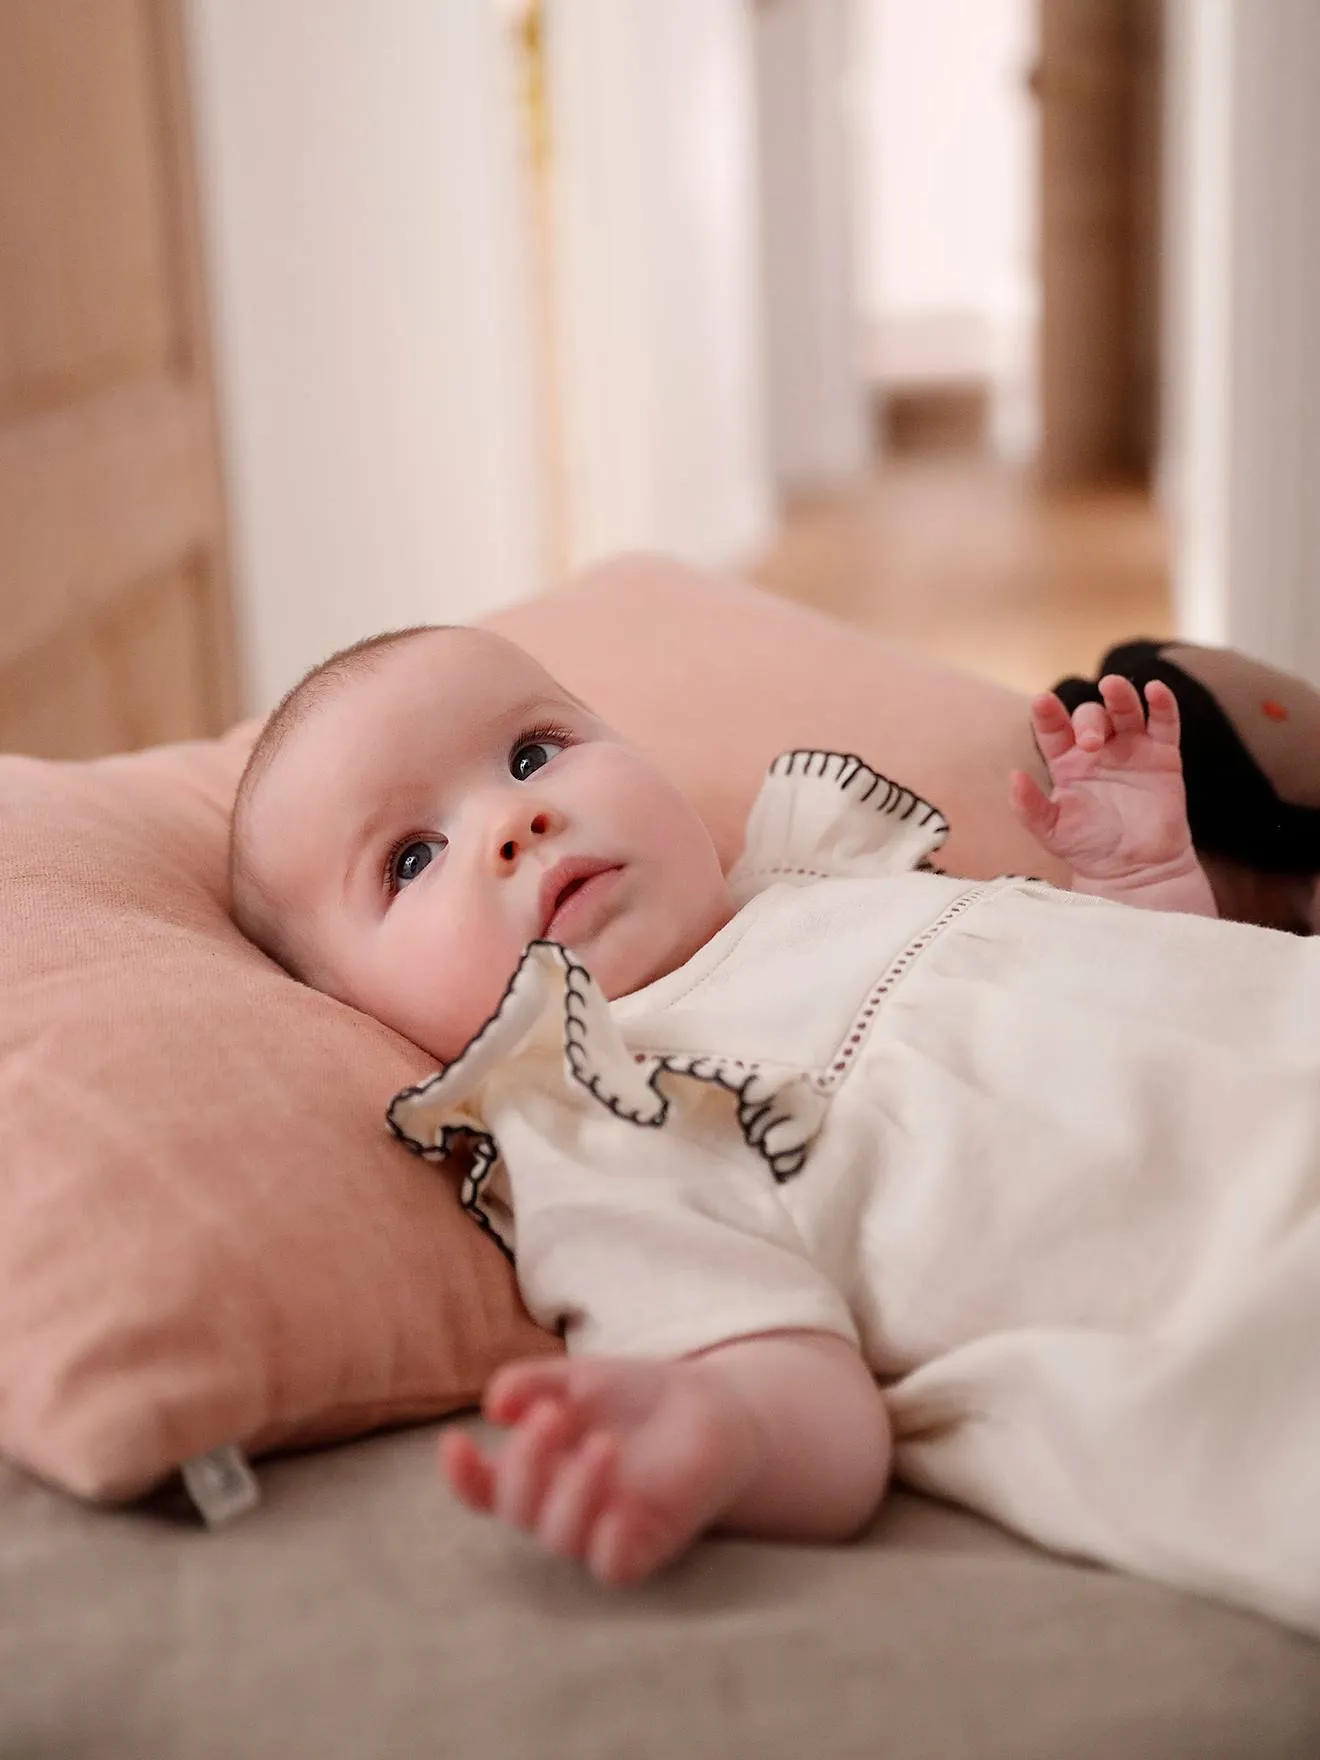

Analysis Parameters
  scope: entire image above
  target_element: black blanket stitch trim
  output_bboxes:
[769,749,950,834]
[556,948,669,1128]
[650,1051,812,1182]
[387,941,674,1262]
[456,1130,513,1261]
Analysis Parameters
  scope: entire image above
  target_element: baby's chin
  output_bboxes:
[590,897,733,1002]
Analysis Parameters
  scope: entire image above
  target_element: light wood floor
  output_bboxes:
[749,456,1173,696]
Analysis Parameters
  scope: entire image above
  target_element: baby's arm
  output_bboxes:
[441,1330,892,1586]
[1009,675,1218,916]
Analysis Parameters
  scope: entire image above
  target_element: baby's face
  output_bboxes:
[242,629,733,1062]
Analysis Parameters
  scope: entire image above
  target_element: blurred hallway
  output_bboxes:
[750,459,1171,696]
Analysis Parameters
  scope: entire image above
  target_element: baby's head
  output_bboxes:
[230,625,732,1062]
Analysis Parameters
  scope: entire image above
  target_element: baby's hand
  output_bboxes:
[440,1354,757,1586]
[1010,676,1215,913]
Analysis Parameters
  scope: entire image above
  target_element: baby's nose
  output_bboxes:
[491,801,555,867]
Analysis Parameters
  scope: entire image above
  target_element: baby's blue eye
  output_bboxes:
[510,738,563,781]
[392,838,444,889]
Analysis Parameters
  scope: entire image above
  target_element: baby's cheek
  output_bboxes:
[403,932,524,1063]
[662,802,727,896]
[619,775,708,863]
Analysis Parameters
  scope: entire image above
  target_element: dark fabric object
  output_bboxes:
[1052,639,1320,875]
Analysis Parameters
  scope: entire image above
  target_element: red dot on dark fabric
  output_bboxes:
[1262,699,1289,721]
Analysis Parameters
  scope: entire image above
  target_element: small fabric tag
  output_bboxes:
[180,1445,261,1528]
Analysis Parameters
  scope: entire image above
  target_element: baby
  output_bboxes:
[231,625,1319,1635]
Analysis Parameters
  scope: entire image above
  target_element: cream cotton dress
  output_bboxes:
[390,751,1320,1636]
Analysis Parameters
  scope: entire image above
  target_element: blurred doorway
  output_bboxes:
[852,0,1040,468]
[752,0,1171,691]
[854,0,1163,485]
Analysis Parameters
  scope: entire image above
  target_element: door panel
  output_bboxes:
[0,0,237,756]
[0,555,217,757]
[1037,0,1162,485]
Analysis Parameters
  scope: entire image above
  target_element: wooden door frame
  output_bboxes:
[160,0,240,728]
[0,0,239,753]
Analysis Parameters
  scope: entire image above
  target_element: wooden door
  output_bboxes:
[1037,0,1162,486]
[0,0,237,758]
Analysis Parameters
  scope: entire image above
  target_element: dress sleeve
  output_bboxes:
[494,1085,860,1361]
[388,941,858,1361]
[728,749,950,905]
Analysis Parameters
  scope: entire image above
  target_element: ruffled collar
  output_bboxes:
[388,751,951,1219]
[728,749,949,905]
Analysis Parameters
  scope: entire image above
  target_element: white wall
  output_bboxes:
[853,0,1037,434]
[185,0,545,713]
[1160,0,1233,646]
[754,0,869,489]
[1162,0,1320,680]
[545,0,774,571]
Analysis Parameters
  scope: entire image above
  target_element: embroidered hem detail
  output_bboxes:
[819,885,990,1087]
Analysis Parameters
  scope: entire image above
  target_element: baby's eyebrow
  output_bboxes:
[341,797,416,900]
[472,689,585,738]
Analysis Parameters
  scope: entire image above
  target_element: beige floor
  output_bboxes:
[749,456,1173,697]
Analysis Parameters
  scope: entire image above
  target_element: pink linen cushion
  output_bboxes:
[0,730,558,1501]
[0,556,1054,1502]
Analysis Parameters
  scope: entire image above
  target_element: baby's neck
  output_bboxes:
[611,890,737,1001]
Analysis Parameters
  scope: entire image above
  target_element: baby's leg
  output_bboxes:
[442,1330,892,1585]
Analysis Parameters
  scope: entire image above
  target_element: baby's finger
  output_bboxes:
[1070,700,1111,752]
[484,1358,574,1425]
[1142,677,1181,747]
[1009,769,1058,842]
[1097,674,1147,737]
[1028,692,1077,764]
[537,1431,620,1560]
[494,1398,580,1530]
[587,1503,669,1588]
[439,1428,497,1514]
